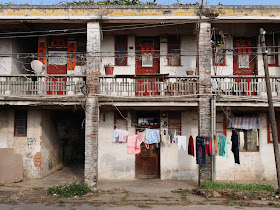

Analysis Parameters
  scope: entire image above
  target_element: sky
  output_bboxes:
[0,0,279,5]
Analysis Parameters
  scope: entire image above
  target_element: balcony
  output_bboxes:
[99,75,199,97]
[0,74,86,102]
[1,74,280,105]
[211,75,280,98]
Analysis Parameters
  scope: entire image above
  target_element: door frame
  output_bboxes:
[135,111,160,179]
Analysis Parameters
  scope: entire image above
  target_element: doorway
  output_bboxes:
[135,111,160,179]
[233,37,257,95]
[135,37,160,96]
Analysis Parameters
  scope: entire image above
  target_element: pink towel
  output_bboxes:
[127,135,141,154]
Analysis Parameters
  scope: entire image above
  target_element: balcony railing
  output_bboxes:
[1,74,280,99]
[0,74,86,97]
[99,75,199,97]
[211,75,280,97]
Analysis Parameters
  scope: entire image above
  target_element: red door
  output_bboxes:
[135,37,160,96]
[233,38,257,95]
[46,39,67,95]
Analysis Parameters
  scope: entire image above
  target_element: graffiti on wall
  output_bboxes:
[27,138,36,149]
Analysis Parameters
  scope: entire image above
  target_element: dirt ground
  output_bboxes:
[1,165,280,209]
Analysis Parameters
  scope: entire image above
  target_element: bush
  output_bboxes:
[46,181,94,197]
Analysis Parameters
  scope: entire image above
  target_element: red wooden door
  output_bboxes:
[233,38,256,95]
[135,113,160,179]
[46,39,67,95]
[135,37,160,96]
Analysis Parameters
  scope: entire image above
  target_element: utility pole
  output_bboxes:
[260,28,280,193]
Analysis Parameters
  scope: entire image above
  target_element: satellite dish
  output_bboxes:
[31,60,44,74]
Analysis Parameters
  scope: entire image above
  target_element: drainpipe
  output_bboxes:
[211,95,216,182]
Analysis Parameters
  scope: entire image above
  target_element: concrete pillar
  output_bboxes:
[198,22,212,185]
[84,22,100,189]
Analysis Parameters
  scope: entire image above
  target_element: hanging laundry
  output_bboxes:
[113,128,120,143]
[145,129,160,144]
[214,135,218,155]
[217,134,229,158]
[205,137,212,155]
[114,129,130,143]
[127,135,140,154]
[196,136,206,165]
[177,136,187,151]
[161,130,170,146]
[174,130,178,143]
[136,130,146,148]
[188,135,194,156]
[239,131,245,148]
[231,130,240,164]
[252,129,259,146]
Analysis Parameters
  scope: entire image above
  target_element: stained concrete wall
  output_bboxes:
[0,109,63,180]
[98,110,277,181]
[0,148,23,183]
[0,39,13,75]
[160,111,198,180]
[98,111,135,180]
[215,113,277,181]
[41,112,63,178]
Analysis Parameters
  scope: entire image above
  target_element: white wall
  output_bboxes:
[98,111,135,180]
[100,35,197,76]
[100,35,135,75]
[0,39,13,75]
[160,111,198,180]
[216,113,277,181]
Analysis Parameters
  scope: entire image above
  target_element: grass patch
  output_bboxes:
[121,191,129,203]
[268,202,280,207]
[46,181,94,198]
[32,187,44,190]
[59,200,65,204]
[171,189,189,201]
[0,184,4,187]
[201,182,275,193]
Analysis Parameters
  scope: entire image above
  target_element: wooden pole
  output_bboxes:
[260,28,280,193]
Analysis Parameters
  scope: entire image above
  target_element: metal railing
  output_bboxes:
[0,74,86,97]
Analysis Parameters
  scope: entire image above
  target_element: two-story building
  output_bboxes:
[1,5,280,187]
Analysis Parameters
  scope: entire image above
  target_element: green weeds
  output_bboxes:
[171,189,189,201]
[121,191,129,203]
[46,181,95,198]
[32,187,44,190]
[201,182,275,193]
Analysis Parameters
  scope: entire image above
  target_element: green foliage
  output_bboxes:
[201,182,275,193]
[46,181,94,197]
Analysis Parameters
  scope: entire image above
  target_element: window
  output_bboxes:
[114,111,127,130]
[168,112,181,136]
[267,112,280,143]
[167,36,181,66]
[238,130,259,152]
[115,35,128,66]
[266,34,278,66]
[14,111,27,136]
[216,113,226,136]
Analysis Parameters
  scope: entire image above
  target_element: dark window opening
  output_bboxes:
[167,36,181,66]
[115,35,128,66]
[168,111,181,136]
[14,111,27,136]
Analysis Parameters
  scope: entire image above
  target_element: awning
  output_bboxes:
[227,116,260,130]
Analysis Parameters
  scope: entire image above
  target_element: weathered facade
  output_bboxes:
[1,5,280,186]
